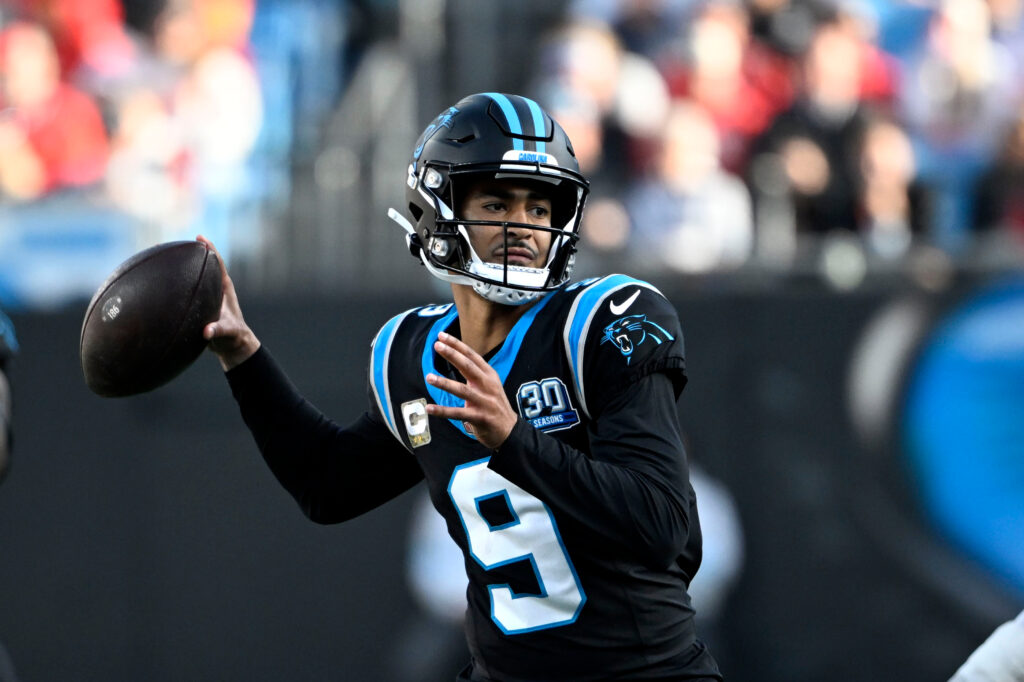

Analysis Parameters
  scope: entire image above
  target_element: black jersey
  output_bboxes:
[227,274,715,681]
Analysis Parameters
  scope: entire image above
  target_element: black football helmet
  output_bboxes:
[389,93,590,305]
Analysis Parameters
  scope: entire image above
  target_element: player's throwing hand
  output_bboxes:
[197,236,261,371]
[425,331,518,449]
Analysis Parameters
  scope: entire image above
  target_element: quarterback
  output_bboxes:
[203,93,723,681]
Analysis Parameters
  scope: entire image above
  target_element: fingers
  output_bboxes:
[434,332,493,380]
[421,358,497,421]
[424,333,517,449]
[196,234,224,260]
[197,234,236,297]
[424,400,468,420]
[195,236,259,369]
[439,331,490,371]
[203,319,227,341]
[423,373,484,423]
[196,234,241,333]
[425,372,473,402]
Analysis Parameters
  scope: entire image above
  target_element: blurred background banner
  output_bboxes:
[1,0,1022,681]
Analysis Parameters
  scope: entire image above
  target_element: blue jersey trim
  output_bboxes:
[563,275,663,418]
[422,291,557,438]
[422,305,463,435]
[483,92,525,151]
[370,309,415,448]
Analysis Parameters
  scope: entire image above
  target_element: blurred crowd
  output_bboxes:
[1,0,1023,301]
[529,0,1024,276]
[0,0,346,281]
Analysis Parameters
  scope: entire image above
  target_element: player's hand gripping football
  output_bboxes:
[196,236,261,371]
[425,332,518,450]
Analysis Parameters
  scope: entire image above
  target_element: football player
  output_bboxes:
[202,93,723,681]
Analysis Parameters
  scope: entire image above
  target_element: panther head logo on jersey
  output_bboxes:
[601,314,674,364]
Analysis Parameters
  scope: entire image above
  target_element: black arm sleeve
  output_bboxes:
[226,346,424,524]
[488,370,694,570]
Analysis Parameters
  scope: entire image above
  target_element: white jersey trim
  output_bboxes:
[370,308,417,451]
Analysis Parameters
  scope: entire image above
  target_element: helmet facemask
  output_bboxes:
[406,160,587,305]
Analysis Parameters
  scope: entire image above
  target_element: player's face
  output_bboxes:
[459,179,554,268]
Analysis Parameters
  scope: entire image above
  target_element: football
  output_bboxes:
[80,240,223,397]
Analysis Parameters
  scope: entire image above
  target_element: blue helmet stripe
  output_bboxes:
[522,96,547,154]
[484,92,525,151]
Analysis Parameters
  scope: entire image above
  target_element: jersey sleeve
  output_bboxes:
[487,277,698,571]
[365,306,421,452]
[489,370,699,571]
[226,346,423,524]
[564,276,686,419]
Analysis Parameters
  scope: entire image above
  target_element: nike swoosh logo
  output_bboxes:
[609,289,641,315]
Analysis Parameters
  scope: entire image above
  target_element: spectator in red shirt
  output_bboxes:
[658,1,797,173]
[0,20,109,200]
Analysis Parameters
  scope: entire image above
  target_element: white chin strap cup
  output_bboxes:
[473,281,542,306]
